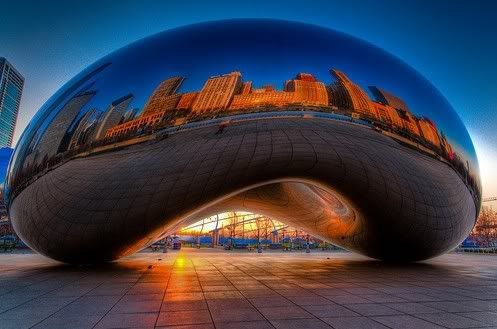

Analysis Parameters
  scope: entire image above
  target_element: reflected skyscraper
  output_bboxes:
[369,86,410,113]
[0,58,24,147]
[143,77,184,115]
[94,94,133,140]
[35,90,96,164]
[328,69,374,117]
[192,71,243,113]
[68,108,98,150]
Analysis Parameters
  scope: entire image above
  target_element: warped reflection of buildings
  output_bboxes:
[15,67,479,200]
[103,69,450,155]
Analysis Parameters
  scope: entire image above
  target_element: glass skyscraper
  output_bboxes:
[0,58,24,147]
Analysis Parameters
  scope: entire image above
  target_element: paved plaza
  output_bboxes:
[1,250,497,329]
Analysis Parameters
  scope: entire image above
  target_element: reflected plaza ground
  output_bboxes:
[1,250,497,329]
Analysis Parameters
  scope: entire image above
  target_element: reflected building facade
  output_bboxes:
[176,92,198,110]
[101,68,460,165]
[230,73,328,109]
[192,71,243,114]
[142,77,184,115]
[68,108,98,150]
[94,94,133,140]
[5,20,481,264]
[34,90,96,166]
[369,86,410,113]
[328,69,374,117]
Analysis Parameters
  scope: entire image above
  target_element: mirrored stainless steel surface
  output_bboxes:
[6,20,481,263]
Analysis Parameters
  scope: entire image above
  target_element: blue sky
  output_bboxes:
[1,0,496,202]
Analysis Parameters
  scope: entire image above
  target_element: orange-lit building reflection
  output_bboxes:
[231,73,328,109]
[17,65,476,199]
[328,69,374,117]
[142,76,184,115]
[104,67,451,161]
[192,71,243,113]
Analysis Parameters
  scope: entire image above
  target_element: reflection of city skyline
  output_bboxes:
[105,68,454,159]
[11,67,480,204]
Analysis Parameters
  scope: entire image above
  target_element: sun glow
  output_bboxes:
[471,132,497,207]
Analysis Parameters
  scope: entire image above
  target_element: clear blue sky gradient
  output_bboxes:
[1,0,496,199]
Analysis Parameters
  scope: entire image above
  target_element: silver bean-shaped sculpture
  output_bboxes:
[6,20,481,263]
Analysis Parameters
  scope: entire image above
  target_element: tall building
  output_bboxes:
[68,108,97,150]
[35,90,96,164]
[284,73,328,107]
[230,73,327,110]
[94,94,133,140]
[328,69,375,118]
[142,77,184,115]
[192,71,243,114]
[417,117,441,147]
[0,147,13,186]
[77,112,102,147]
[0,58,24,147]
[369,86,410,113]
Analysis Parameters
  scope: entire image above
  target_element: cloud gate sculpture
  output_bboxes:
[6,20,481,263]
